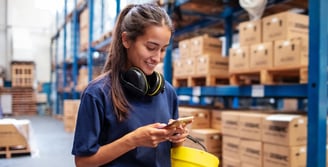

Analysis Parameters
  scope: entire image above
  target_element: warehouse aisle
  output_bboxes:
[0,115,75,167]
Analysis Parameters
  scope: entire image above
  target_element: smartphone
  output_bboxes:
[164,116,194,129]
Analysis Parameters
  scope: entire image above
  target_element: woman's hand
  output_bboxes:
[167,124,189,144]
[126,123,174,148]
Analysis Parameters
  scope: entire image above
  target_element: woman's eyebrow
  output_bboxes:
[146,41,169,47]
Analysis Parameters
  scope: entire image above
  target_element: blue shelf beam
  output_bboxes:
[307,0,327,166]
[176,84,308,98]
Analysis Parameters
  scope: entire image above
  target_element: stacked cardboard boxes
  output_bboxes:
[221,111,308,167]
[229,11,309,84]
[174,34,229,86]
[179,106,223,159]
[63,99,80,132]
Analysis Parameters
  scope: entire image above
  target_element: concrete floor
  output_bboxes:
[0,115,75,167]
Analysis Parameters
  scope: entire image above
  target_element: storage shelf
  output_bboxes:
[176,84,308,98]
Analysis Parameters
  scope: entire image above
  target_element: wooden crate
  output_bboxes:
[11,61,35,88]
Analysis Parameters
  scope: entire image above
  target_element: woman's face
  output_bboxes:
[123,25,171,75]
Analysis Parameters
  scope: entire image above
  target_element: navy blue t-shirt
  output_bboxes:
[72,74,179,167]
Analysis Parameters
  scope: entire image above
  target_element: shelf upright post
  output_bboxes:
[61,0,68,114]
[55,11,60,115]
[72,0,79,99]
[223,9,233,57]
[116,0,120,20]
[307,0,328,166]
[163,0,175,84]
[87,0,94,82]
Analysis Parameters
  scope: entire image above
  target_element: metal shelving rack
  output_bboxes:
[169,0,327,166]
[51,0,327,165]
[51,0,121,115]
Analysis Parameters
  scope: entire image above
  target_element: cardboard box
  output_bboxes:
[240,139,263,167]
[179,107,210,129]
[262,11,308,42]
[229,46,250,73]
[0,119,30,147]
[80,8,89,29]
[274,37,308,67]
[173,58,185,77]
[186,129,222,153]
[239,113,268,141]
[0,77,3,87]
[221,111,241,137]
[222,135,240,159]
[190,35,222,57]
[250,42,273,70]
[262,114,307,146]
[223,157,241,167]
[195,54,229,76]
[36,93,47,104]
[63,99,81,117]
[239,20,262,46]
[178,39,191,58]
[263,143,306,167]
[183,57,196,76]
[210,110,222,131]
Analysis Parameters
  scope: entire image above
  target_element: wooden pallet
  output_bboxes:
[0,145,30,158]
[229,66,308,85]
[11,87,37,115]
[173,75,229,87]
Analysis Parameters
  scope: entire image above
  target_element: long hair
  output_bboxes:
[102,3,174,121]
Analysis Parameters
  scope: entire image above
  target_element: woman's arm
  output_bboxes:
[74,123,174,167]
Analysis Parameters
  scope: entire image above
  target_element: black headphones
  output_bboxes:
[120,67,165,97]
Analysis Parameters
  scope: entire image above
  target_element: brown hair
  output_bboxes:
[102,3,174,121]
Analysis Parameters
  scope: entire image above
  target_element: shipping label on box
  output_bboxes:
[250,42,274,70]
[221,111,241,137]
[274,37,308,67]
[239,20,262,46]
[179,107,210,129]
[222,135,240,159]
[229,46,250,73]
[263,143,306,167]
[190,35,222,57]
[195,54,229,76]
[240,139,263,167]
[262,11,309,42]
[262,114,307,146]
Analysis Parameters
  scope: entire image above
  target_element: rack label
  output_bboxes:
[192,86,201,96]
[251,85,264,97]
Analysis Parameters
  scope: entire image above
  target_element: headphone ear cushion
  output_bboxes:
[146,71,165,96]
[120,67,148,96]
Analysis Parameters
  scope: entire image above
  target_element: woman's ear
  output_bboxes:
[122,32,130,48]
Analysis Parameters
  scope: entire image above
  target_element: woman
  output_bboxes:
[72,3,189,167]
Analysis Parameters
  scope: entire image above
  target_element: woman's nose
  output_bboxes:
[151,51,161,62]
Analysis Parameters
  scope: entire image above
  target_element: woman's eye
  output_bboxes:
[147,46,156,51]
